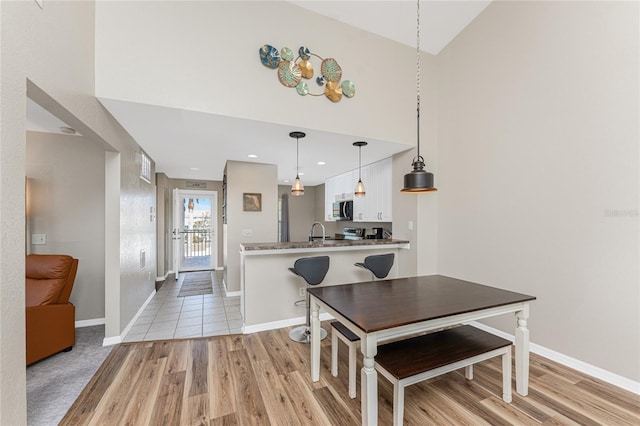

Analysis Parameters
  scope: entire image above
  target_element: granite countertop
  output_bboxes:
[241,239,410,251]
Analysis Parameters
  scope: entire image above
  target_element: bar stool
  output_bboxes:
[289,255,330,343]
[354,252,395,280]
[331,253,395,398]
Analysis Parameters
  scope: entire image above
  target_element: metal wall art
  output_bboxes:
[259,44,355,103]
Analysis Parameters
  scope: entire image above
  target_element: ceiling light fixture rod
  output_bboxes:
[401,0,437,193]
[353,141,367,197]
[290,131,306,196]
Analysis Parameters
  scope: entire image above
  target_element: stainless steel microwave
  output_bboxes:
[333,200,353,221]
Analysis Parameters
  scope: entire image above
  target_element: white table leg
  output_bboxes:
[361,334,378,426]
[464,365,473,380]
[311,299,321,382]
[515,304,530,396]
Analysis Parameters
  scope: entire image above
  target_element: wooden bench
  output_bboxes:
[374,325,512,426]
[331,321,360,398]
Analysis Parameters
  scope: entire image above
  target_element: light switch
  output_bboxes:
[32,234,46,245]
[241,228,253,237]
[408,221,414,231]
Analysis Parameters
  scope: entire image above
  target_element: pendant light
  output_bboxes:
[401,0,437,193]
[290,131,305,196]
[353,141,367,197]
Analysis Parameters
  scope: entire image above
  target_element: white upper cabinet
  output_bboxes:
[324,177,336,221]
[354,157,392,222]
[325,157,392,223]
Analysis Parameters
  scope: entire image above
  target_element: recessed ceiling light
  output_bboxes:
[317,161,326,165]
[283,179,290,183]
[298,172,304,176]
[59,126,77,135]
[190,167,200,171]
[248,154,258,158]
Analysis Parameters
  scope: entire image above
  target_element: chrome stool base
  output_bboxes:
[289,325,328,343]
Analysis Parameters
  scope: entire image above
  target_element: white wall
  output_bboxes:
[225,161,278,293]
[94,1,417,147]
[437,1,639,382]
[26,131,105,322]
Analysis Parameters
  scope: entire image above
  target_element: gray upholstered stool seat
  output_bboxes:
[288,255,330,343]
[354,252,395,279]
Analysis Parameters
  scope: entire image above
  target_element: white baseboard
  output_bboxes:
[243,312,334,334]
[102,289,156,347]
[222,276,241,297]
[103,335,121,346]
[469,321,640,396]
[156,271,172,282]
[75,318,105,328]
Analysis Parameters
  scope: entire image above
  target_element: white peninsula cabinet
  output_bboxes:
[239,239,410,331]
[324,157,393,223]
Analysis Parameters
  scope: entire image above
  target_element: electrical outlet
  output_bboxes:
[299,287,306,297]
[31,234,46,245]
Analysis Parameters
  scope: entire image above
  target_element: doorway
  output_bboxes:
[173,189,218,277]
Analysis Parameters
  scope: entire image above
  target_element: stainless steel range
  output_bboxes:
[341,227,365,240]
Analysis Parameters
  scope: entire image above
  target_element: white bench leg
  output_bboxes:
[331,331,338,377]
[464,365,473,380]
[502,347,512,403]
[393,382,404,426]
[348,341,357,399]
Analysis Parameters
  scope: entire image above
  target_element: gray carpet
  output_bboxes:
[27,325,113,426]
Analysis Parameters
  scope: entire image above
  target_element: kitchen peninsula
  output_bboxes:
[240,239,410,332]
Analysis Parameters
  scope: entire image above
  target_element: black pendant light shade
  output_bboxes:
[402,0,437,194]
[290,131,305,196]
[401,156,436,193]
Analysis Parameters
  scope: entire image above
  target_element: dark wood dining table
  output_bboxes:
[308,275,536,426]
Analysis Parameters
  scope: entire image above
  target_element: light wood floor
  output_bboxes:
[61,324,640,425]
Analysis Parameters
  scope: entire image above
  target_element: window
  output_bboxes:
[140,151,151,183]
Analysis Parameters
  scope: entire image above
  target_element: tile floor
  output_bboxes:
[123,270,242,342]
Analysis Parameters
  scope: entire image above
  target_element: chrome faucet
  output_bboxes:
[309,222,326,242]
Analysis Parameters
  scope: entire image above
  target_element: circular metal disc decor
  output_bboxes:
[324,81,343,102]
[260,44,355,102]
[341,80,356,98]
[296,81,309,96]
[278,61,302,87]
[280,47,294,61]
[320,58,342,82]
[259,44,280,69]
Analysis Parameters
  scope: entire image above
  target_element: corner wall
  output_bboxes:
[278,184,316,242]
[0,3,158,421]
[436,1,639,382]
[26,131,106,322]
[225,161,278,293]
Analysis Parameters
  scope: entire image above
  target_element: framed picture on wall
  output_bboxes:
[243,193,262,212]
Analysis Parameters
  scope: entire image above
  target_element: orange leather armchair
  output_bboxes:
[26,254,78,365]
